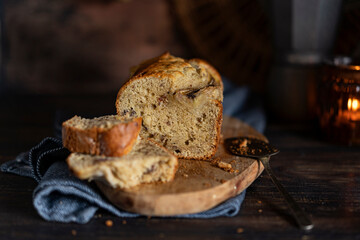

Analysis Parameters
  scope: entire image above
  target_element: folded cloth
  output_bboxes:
[1,78,265,223]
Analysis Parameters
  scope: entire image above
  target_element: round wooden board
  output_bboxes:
[96,116,266,216]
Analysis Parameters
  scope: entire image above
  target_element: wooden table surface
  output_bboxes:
[0,94,359,240]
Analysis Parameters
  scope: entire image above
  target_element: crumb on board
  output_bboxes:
[122,220,127,225]
[257,200,262,204]
[211,158,237,173]
[220,179,227,184]
[218,161,232,171]
[105,220,113,227]
[211,157,221,165]
[71,230,77,236]
[183,173,189,178]
[258,209,263,213]
[236,228,244,233]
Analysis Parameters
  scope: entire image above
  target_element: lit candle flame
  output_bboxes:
[348,98,359,111]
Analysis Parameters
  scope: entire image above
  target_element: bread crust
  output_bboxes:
[116,53,223,160]
[62,117,142,157]
[188,58,223,90]
[116,53,222,112]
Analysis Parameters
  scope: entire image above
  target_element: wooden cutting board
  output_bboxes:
[96,116,266,216]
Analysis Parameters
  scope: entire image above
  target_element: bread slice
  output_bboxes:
[66,139,178,189]
[62,115,142,157]
[116,52,223,160]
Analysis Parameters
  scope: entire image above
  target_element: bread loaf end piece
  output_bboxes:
[62,115,142,157]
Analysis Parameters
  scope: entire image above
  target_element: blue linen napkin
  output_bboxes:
[1,78,266,223]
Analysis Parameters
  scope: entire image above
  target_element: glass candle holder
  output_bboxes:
[318,56,360,146]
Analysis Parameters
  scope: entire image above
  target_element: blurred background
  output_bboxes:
[1,0,360,121]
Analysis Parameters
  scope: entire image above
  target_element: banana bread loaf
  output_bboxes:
[116,52,223,160]
[62,115,142,157]
[66,139,178,189]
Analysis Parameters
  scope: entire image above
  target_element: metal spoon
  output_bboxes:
[224,137,314,231]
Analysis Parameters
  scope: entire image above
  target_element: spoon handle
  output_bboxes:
[259,157,314,231]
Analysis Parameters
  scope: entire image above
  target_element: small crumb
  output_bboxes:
[105,220,113,227]
[220,179,227,184]
[258,209,263,213]
[235,170,239,173]
[183,173,189,178]
[239,139,247,148]
[257,200,262,204]
[122,220,127,225]
[98,214,102,218]
[211,157,221,166]
[71,230,77,236]
[218,161,232,171]
[59,201,63,205]
[236,228,244,233]
[230,160,235,164]
[229,138,249,155]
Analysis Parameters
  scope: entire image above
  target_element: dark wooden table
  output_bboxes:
[1,94,359,240]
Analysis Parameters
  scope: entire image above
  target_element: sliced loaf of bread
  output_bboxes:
[62,115,142,157]
[116,52,223,160]
[66,139,178,189]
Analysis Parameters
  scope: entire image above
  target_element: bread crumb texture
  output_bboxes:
[67,139,178,189]
[116,52,223,160]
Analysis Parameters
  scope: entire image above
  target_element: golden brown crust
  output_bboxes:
[188,58,223,90]
[116,53,222,114]
[129,52,171,77]
[62,117,142,157]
